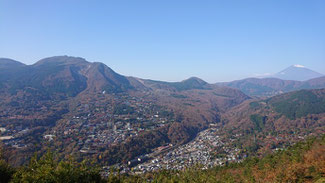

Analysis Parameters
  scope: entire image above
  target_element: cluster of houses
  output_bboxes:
[0,91,315,176]
[43,92,175,155]
[0,126,32,149]
[127,127,241,174]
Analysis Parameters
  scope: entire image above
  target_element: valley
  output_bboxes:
[0,56,324,179]
[2,1,324,181]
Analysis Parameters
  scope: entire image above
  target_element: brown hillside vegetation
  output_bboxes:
[220,88,325,157]
[1,135,323,182]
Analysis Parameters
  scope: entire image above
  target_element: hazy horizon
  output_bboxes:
[1,0,324,82]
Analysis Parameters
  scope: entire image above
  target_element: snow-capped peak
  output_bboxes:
[271,64,323,81]
[293,64,305,68]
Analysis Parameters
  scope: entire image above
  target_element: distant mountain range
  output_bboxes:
[218,65,325,97]
[2,56,325,99]
[218,76,325,97]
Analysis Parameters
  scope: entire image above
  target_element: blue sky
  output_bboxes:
[0,0,324,82]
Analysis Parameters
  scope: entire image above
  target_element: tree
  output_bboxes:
[0,158,14,183]
[11,152,104,183]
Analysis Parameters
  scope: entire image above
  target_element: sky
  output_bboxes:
[0,0,324,82]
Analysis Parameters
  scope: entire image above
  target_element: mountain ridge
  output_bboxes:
[0,58,26,68]
[3,57,325,98]
[0,56,214,94]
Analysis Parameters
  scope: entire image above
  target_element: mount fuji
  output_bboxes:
[271,65,323,81]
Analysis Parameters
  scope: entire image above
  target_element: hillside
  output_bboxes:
[266,89,325,119]
[221,88,325,157]
[139,77,209,92]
